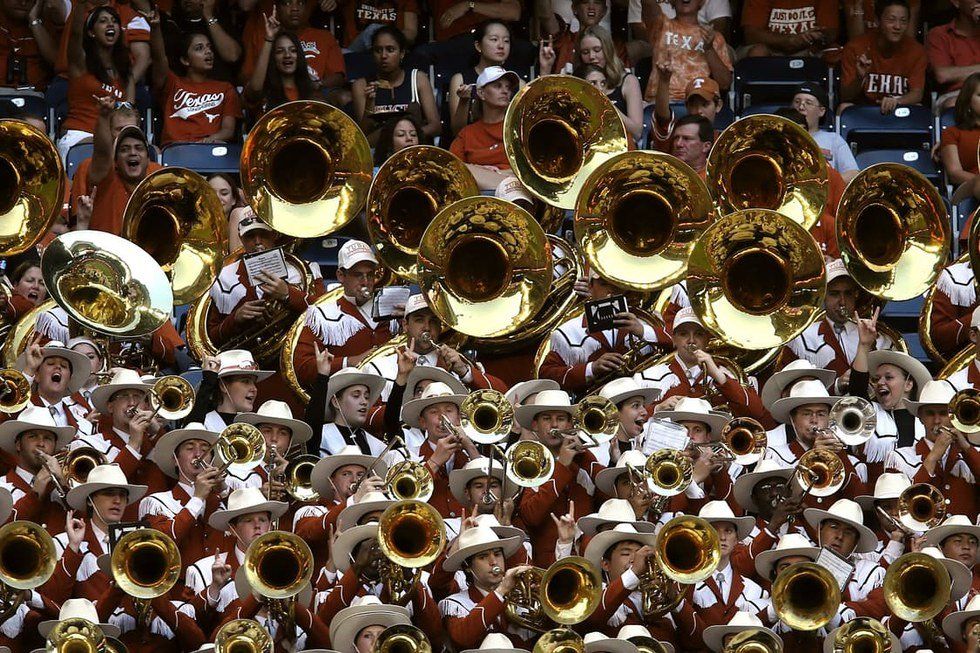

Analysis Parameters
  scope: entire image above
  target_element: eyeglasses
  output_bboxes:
[793,98,820,109]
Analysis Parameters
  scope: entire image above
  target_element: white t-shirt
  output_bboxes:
[813,129,859,174]
[554,0,612,31]
[628,0,732,24]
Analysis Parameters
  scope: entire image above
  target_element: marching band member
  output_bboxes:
[186,350,273,432]
[929,258,977,362]
[948,306,980,391]
[941,594,980,651]
[592,378,659,467]
[730,459,803,546]
[852,472,912,565]
[328,596,410,653]
[801,499,884,601]
[758,361,836,447]
[505,380,560,444]
[923,515,980,584]
[593,454,658,521]
[80,368,155,481]
[301,445,385,546]
[18,340,94,433]
[66,336,105,413]
[231,399,313,496]
[702,612,782,653]
[310,367,387,457]
[395,366,470,457]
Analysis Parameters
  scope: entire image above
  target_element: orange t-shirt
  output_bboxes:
[449,120,509,169]
[340,0,418,46]
[69,156,93,222]
[0,15,49,88]
[430,0,512,41]
[941,126,980,176]
[56,2,150,75]
[62,73,125,133]
[645,18,732,101]
[160,72,240,145]
[841,32,926,103]
[241,25,344,85]
[89,160,163,235]
[741,0,839,34]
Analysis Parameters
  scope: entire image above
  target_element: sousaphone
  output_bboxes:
[367,145,478,281]
[504,75,628,209]
[687,209,826,350]
[706,114,828,228]
[837,163,949,301]
[241,100,372,238]
[416,197,552,338]
[575,151,713,291]
[121,167,226,305]
[0,120,64,257]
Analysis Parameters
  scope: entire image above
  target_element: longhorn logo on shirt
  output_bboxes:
[170,89,225,120]
[301,41,321,57]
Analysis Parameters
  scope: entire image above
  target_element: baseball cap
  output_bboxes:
[237,210,274,237]
[794,82,829,109]
[476,66,520,90]
[672,307,704,331]
[495,176,533,207]
[337,240,379,270]
[404,286,430,316]
[685,77,721,103]
[114,125,148,154]
[826,258,851,284]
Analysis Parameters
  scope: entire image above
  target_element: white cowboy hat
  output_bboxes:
[216,350,273,381]
[38,598,121,638]
[0,404,75,453]
[943,594,980,642]
[866,350,932,397]
[617,626,674,653]
[208,487,288,532]
[65,463,147,511]
[921,546,972,602]
[444,525,521,572]
[18,341,91,395]
[594,450,648,496]
[924,515,980,560]
[803,498,878,553]
[505,380,560,406]
[309,445,380,499]
[448,457,517,503]
[89,367,151,414]
[332,523,378,573]
[329,596,410,653]
[698,500,755,541]
[584,523,655,570]
[656,397,728,434]
[515,389,575,428]
[473,513,526,542]
[578,498,656,536]
[854,472,911,510]
[598,377,660,406]
[147,422,218,479]
[336,491,395,532]
[583,632,638,653]
[405,366,467,399]
[731,459,794,514]
[822,622,898,653]
[703,612,781,652]
[905,379,957,414]
[235,400,313,444]
[325,367,387,421]
[760,360,836,411]
[461,633,530,653]
[770,379,834,424]
[754,533,819,580]
[400,381,467,426]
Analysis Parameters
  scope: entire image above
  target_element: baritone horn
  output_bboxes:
[378,500,446,568]
[830,617,892,653]
[645,449,693,497]
[504,566,549,632]
[374,624,431,653]
[883,552,951,623]
[897,483,946,532]
[147,374,195,421]
[44,617,106,653]
[837,163,949,301]
[795,448,846,497]
[0,367,29,413]
[772,562,841,631]
[214,619,272,653]
[720,417,767,466]
[540,556,603,625]
[459,389,514,444]
[654,515,721,584]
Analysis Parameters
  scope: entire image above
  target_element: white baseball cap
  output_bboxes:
[476,66,520,89]
[495,176,533,206]
[672,306,704,331]
[826,258,851,284]
[337,239,378,270]
[237,211,274,236]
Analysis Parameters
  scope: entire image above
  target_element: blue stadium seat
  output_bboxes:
[298,235,352,280]
[854,149,941,186]
[882,295,926,320]
[160,142,242,174]
[65,143,93,180]
[733,57,827,111]
[939,108,956,133]
[902,332,930,364]
[0,89,47,125]
[838,104,932,154]
[344,51,375,82]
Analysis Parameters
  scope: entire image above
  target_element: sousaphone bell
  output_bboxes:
[0,120,64,257]
[574,151,713,291]
[416,197,553,338]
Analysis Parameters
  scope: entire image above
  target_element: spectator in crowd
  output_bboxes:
[245,11,317,115]
[573,26,642,141]
[649,70,723,152]
[0,0,60,87]
[640,0,733,102]
[449,66,518,191]
[149,13,240,145]
[52,0,150,83]
[941,72,980,204]
[840,0,925,113]
[158,0,241,82]
[645,0,732,40]
[577,64,643,142]
[791,82,859,182]
[844,0,919,40]
[58,5,134,159]
[1,259,46,321]
[538,0,611,75]
[338,0,419,50]
[351,25,440,145]
[373,112,422,167]
[208,173,245,220]
[670,113,713,173]
[448,19,513,135]
[432,0,520,45]
[926,0,980,110]
[738,0,839,58]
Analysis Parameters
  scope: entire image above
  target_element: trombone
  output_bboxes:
[244,530,313,632]
[550,396,620,448]
[772,562,841,631]
[820,397,877,446]
[215,619,272,653]
[949,388,980,435]
[55,446,107,488]
[645,449,693,497]
[109,529,181,626]
[719,417,767,466]
[374,624,431,653]
[384,460,434,502]
[459,389,513,444]
[883,552,951,648]
[377,501,446,605]
[896,483,946,532]
[503,440,555,489]
[192,423,267,477]
[793,448,846,498]
[350,434,406,495]
[283,454,320,502]
[145,375,195,422]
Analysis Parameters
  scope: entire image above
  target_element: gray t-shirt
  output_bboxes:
[813,129,859,174]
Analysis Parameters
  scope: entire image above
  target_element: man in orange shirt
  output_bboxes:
[738,0,839,58]
[70,103,140,225]
[926,0,980,109]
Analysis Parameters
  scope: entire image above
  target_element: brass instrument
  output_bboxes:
[241,100,372,238]
[121,167,226,304]
[0,298,54,367]
[284,454,320,502]
[416,197,553,338]
[772,562,841,631]
[56,446,107,487]
[0,120,65,257]
[723,628,784,653]
[706,114,828,228]
[193,423,267,476]
[44,617,106,653]
[720,417,767,466]
[374,624,431,653]
[0,520,56,620]
[378,501,446,605]
[214,619,272,653]
[459,389,514,445]
[575,150,712,291]
[579,308,671,393]
[385,460,434,502]
[571,395,619,447]
[686,209,826,350]
[638,558,683,619]
[795,448,846,497]
[837,163,949,301]
[0,367,29,413]
[110,528,181,625]
[503,75,628,209]
[830,617,892,653]
[883,552,951,645]
[949,388,980,435]
[826,396,877,446]
[146,375,195,422]
[896,483,946,532]
[533,628,584,653]
[350,434,405,494]
[645,449,693,497]
[625,632,674,653]
[654,515,721,584]
[503,440,555,488]
[539,556,603,625]
[278,284,346,401]
[367,145,478,280]
[504,566,549,632]
[244,530,313,630]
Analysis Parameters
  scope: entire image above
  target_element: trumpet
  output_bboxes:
[772,562,841,631]
[645,449,693,497]
[214,619,272,653]
[896,483,946,532]
[193,423,266,476]
[44,617,107,653]
[385,460,434,501]
[794,448,845,497]
[719,417,767,466]
[654,515,721,584]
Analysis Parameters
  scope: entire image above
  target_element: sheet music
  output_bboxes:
[815,547,855,590]
[243,247,289,287]
[641,419,691,455]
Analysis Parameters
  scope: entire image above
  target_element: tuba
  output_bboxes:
[504,440,555,488]
[120,167,225,305]
[883,552,951,623]
[836,163,949,301]
[0,520,56,619]
[416,197,553,338]
[827,396,877,446]
[654,515,721,584]
[241,100,372,238]
[540,556,603,625]
[574,150,713,291]
[110,528,181,625]
[44,617,106,653]
[686,209,826,350]
[215,619,272,653]
[374,624,431,653]
[722,628,784,653]
[459,389,514,444]
[504,75,628,209]
[949,388,980,436]
[830,617,892,653]
[147,375,195,422]
[706,114,827,227]
[0,368,30,414]
[367,145,478,280]
[795,448,846,497]
[645,449,693,497]
[720,418,767,466]
[772,562,841,631]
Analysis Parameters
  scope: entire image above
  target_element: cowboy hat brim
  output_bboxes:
[761,368,836,411]
[769,394,834,424]
[704,625,780,653]
[577,515,657,537]
[925,524,980,561]
[448,465,519,504]
[147,427,218,479]
[38,619,120,639]
[803,507,878,554]
[401,393,467,427]
[333,524,378,573]
[90,382,152,415]
[329,607,410,653]
[65,481,147,511]
[444,534,522,572]
[310,453,381,498]
[584,529,655,570]
[514,403,574,429]
[0,418,75,455]
[336,498,395,532]
[208,498,289,532]
[866,350,932,396]
[18,346,91,396]
[654,409,728,434]
[235,412,313,445]
[754,545,820,581]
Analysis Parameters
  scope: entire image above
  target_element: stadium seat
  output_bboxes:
[733,56,827,111]
[160,142,242,173]
[854,149,941,186]
[838,104,932,154]
[882,295,926,320]
[343,51,375,82]
[297,235,352,280]
[901,332,930,364]
[65,142,93,180]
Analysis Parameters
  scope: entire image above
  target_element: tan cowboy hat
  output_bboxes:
[400,381,466,426]
[336,491,395,532]
[216,349,273,381]
[515,389,574,428]
[405,366,467,399]
[461,633,530,653]
[18,340,91,395]
[594,450,648,496]
[854,472,911,510]
[448,457,517,503]
[943,594,980,642]
[699,500,755,541]
[924,515,980,561]
[617,626,674,653]
[583,632,639,653]
[704,612,781,652]
[657,397,728,434]
[0,404,75,453]
[598,377,660,406]
[578,498,656,536]
[332,523,378,573]
[731,459,793,514]
[310,444,380,499]
[583,523,655,570]
[147,422,218,479]
[754,533,820,580]
[760,360,836,411]
[65,463,147,510]
[866,350,932,396]
[803,498,878,553]
[235,399,313,444]
[505,379,560,406]
[38,598,121,638]
[325,367,386,420]
[208,487,288,532]
[444,525,521,572]
[905,379,957,414]
[329,596,410,653]
[769,379,834,424]
[89,368,151,413]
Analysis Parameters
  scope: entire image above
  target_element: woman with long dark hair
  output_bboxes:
[446,19,513,135]
[245,8,316,115]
